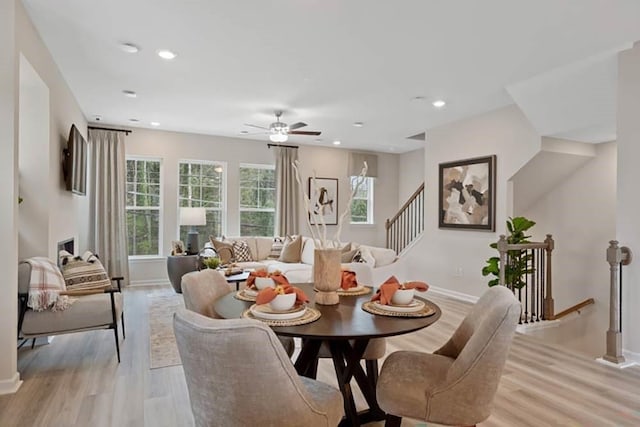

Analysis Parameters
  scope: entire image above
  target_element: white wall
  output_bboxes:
[398,148,424,204]
[0,0,20,395]
[404,105,540,295]
[125,127,399,284]
[16,1,89,258]
[18,54,50,259]
[617,42,640,358]
[522,141,616,356]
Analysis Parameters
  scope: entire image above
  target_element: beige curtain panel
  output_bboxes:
[273,146,299,237]
[88,128,130,285]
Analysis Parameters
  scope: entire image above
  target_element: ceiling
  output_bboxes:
[22,0,640,153]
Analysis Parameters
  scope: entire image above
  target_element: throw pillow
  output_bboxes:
[231,240,253,262]
[341,248,359,263]
[59,250,111,291]
[278,235,303,263]
[269,237,285,259]
[210,236,234,265]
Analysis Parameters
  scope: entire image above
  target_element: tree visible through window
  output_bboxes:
[350,176,374,224]
[126,158,161,256]
[178,160,225,241]
[239,164,275,236]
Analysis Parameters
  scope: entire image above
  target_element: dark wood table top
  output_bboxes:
[223,271,250,282]
[214,283,441,340]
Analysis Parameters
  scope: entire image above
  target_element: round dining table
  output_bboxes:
[214,283,442,427]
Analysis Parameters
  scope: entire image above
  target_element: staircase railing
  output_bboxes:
[385,183,424,254]
[603,240,632,364]
[495,233,593,323]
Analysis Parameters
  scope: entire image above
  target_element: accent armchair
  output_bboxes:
[17,261,125,362]
[174,309,344,427]
[376,285,520,427]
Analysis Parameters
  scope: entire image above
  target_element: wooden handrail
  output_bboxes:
[551,298,595,320]
[386,183,425,227]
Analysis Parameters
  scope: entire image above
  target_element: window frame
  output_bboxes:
[176,159,227,239]
[126,155,163,259]
[350,176,375,225]
[238,163,276,237]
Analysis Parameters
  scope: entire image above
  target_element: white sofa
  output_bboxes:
[219,236,399,285]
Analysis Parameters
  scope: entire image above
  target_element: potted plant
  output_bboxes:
[202,257,221,270]
[482,216,536,288]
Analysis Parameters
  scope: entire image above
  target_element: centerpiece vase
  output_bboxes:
[313,248,342,305]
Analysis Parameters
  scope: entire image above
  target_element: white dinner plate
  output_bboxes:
[250,304,307,320]
[374,299,425,313]
[243,288,258,297]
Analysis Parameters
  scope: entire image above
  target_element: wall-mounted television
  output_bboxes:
[63,124,87,195]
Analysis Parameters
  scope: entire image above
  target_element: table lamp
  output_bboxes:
[180,207,207,255]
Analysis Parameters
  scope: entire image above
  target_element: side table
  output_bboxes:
[167,255,202,293]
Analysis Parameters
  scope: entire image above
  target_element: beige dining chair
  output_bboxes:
[181,269,295,356]
[376,285,521,427]
[174,309,344,427]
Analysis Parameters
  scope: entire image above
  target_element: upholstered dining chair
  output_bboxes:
[180,269,295,356]
[174,309,344,427]
[376,285,521,427]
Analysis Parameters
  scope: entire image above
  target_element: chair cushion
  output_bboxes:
[59,250,111,291]
[299,376,344,426]
[22,292,123,336]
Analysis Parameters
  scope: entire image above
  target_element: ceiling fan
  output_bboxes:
[244,111,321,143]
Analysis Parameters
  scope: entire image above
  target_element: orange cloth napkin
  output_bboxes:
[371,276,429,305]
[256,284,310,306]
[246,270,290,289]
[341,270,358,290]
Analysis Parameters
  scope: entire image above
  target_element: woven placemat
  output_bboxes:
[234,290,257,302]
[361,300,436,318]
[242,306,321,326]
[337,286,372,296]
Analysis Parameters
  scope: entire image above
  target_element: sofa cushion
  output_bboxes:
[231,240,253,262]
[366,246,397,267]
[279,235,302,263]
[254,237,275,261]
[300,237,316,265]
[269,238,284,259]
[210,237,234,264]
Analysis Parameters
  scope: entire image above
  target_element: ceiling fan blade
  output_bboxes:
[241,131,267,135]
[288,122,307,130]
[244,123,270,130]
[289,130,321,136]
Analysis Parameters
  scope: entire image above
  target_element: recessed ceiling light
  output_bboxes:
[333,140,341,145]
[129,118,139,123]
[122,90,137,98]
[119,43,140,54]
[94,115,102,121]
[432,99,446,108]
[157,49,177,60]
[150,121,160,126]
[411,96,426,102]
[353,122,364,127]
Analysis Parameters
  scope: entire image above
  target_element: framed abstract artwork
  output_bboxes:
[439,155,496,231]
[308,177,338,225]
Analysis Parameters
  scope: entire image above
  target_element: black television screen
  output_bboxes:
[63,124,87,195]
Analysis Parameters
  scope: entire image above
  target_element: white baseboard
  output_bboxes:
[428,285,479,304]
[623,349,640,364]
[0,373,22,395]
[595,357,638,369]
[129,279,171,287]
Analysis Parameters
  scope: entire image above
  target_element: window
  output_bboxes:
[350,176,374,224]
[126,158,162,256]
[178,160,225,241]
[239,164,276,236]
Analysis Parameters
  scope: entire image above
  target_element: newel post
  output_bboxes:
[603,240,632,364]
[497,235,508,288]
[543,234,555,320]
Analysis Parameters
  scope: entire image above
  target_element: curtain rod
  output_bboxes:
[88,125,132,135]
[267,143,298,149]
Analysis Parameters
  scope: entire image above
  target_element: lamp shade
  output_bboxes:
[179,207,207,226]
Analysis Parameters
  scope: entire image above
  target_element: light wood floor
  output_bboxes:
[1,285,639,427]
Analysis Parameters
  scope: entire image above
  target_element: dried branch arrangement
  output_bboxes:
[292,160,368,250]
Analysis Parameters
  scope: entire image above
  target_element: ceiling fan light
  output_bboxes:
[269,132,288,143]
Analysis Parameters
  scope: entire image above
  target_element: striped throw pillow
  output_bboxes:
[59,250,111,291]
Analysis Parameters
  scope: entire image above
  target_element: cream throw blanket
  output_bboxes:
[25,257,74,311]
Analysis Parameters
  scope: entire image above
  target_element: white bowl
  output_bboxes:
[269,293,296,311]
[255,277,276,290]
[391,288,415,305]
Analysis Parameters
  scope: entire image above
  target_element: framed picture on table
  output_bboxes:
[439,155,496,231]
[308,177,338,225]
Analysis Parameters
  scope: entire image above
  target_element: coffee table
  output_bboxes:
[223,270,250,291]
[214,283,441,426]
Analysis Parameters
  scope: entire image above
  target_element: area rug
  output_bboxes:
[148,292,184,369]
